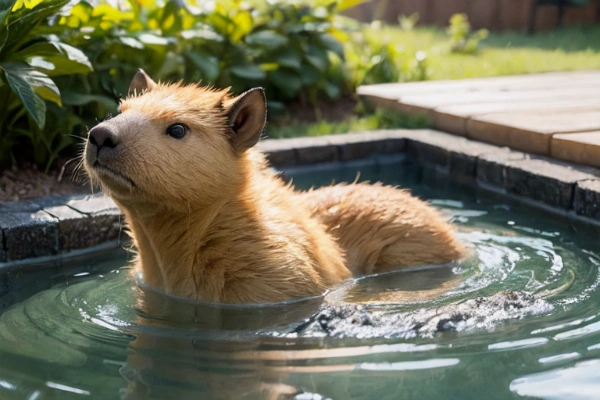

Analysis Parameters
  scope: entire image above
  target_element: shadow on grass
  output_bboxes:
[484,25,600,52]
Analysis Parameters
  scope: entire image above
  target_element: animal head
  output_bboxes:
[83,69,267,209]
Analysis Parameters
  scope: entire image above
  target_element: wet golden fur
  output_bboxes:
[84,72,464,304]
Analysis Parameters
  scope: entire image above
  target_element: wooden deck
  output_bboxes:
[357,71,600,168]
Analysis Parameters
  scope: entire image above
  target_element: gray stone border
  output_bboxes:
[2,129,600,266]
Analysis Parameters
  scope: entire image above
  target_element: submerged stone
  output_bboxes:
[290,290,554,339]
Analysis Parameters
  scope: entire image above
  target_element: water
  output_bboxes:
[1,158,600,400]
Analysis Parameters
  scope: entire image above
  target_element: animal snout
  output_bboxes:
[89,125,119,150]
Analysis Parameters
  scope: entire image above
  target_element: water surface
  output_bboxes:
[1,158,599,399]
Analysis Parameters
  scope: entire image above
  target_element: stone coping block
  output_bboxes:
[2,129,600,265]
[398,130,508,183]
[574,180,600,220]
[0,211,59,262]
[66,195,119,215]
[258,131,407,166]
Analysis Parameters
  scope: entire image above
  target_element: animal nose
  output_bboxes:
[89,125,118,149]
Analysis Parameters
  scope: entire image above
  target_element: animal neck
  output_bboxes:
[118,159,262,300]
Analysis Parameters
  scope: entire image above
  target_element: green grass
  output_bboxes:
[275,24,600,138]
[360,24,600,80]
[267,109,430,139]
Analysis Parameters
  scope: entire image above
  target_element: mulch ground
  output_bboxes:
[0,162,91,202]
[0,97,358,203]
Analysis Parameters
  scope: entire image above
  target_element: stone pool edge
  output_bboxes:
[1,128,600,265]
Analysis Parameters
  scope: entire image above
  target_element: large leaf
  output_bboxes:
[119,36,144,49]
[304,45,329,71]
[187,52,220,81]
[319,33,345,59]
[245,30,288,50]
[3,61,60,104]
[180,26,223,42]
[0,0,69,51]
[13,41,93,76]
[271,47,302,70]
[230,64,265,80]
[61,92,117,109]
[299,62,320,85]
[322,80,341,99]
[268,68,302,97]
[0,62,54,128]
[0,0,17,28]
[138,33,172,46]
[160,0,183,34]
[231,10,253,42]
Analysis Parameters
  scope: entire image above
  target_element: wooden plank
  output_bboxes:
[467,108,600,155]
[357,70,600,99]
[551,132,600,168]
[433,98,600,136]
[400,86,600,109]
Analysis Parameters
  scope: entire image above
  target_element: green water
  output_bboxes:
[1,159,600,400]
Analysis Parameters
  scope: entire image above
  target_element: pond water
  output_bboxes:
[1,158,600,400]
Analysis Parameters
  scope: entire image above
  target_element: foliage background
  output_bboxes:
[1,0,375,170]
[1,0,599,171]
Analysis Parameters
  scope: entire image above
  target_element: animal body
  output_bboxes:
[83,69,464,304]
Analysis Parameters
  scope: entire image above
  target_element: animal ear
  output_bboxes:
[128,69,157,96]
[224,88,267,152]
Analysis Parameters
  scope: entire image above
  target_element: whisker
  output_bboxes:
[57,157,81,183]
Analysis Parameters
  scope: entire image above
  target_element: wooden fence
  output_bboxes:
[345,0,600,31]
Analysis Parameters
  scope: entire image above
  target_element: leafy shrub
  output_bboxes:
[1,0,438,172]
[53,0,359,118]
[398,12,419,31]
[0,0,365,170]
[346,20,428,85]
[447,13,488,54]
[0,0,93,169]
[268,107,430,139]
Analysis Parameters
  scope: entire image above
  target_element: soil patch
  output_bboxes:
[276,96,358,125]
[0,162,91,202]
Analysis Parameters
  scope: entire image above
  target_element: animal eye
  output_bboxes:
[166,124,187,139]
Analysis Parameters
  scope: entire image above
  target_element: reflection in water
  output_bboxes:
[510,359,600,400]
[0,161,600,399]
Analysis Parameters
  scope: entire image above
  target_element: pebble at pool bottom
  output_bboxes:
[0,159,599,400]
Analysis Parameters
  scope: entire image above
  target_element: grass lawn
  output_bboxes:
[365,24,600,80]
[269,24,600,138]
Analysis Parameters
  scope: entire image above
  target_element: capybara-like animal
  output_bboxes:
[83,69,464,304]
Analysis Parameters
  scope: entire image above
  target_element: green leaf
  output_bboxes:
[160,0,183,34]
[4,61,61,105]
[13,41,93,76]
[245,30,288,50]
[1,62,50,128]
[0,0,69,51]
[337,0,368,11]
[320,33,345,59]
[180,26,223,42]
[61,92,117,109]
[230,64,265,80]
[0,0,18,27]
[305,45,329,71]
[299,62,319,85]
[157,52,185,78]
[272,47,302,70]
[119,37,144,49]
[138,33,172,46]
[268,68,302,97]
[323,80,341,99]
[187,52,220,81]
[231,10,253,42]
